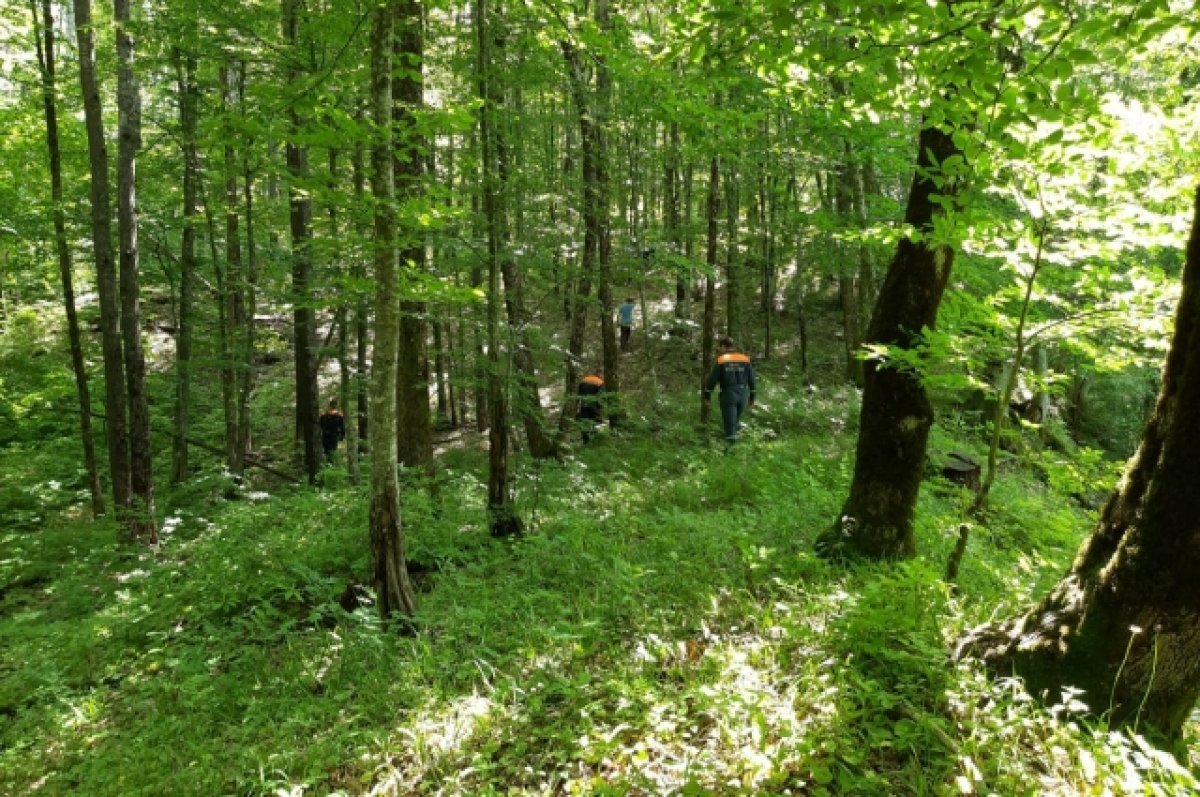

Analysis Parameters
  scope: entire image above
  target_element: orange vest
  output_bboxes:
[582,374,604,387]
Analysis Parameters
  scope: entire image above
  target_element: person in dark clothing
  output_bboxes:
[576,372,606,443]
[618,298,635,352]
[702,337,757,442]
[318,398,346,463]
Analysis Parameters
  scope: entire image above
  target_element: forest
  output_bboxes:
[1,0,1199,793]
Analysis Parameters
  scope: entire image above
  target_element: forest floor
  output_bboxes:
[1,313,1198,796]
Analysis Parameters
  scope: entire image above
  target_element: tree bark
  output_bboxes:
[700,155,719,427]
[368,0,417,621]
[558,38,597,435]
[393,0,434,476]
[491,27,555,460]
[724,167,739,343]
[33,0,104,517]
[835,145,865,387]
[817,122,961,559]
[477,0,521,536]
[593,0,618,398]
[282,0,320,483]
[957,188,1200,741]
[171,48,198,486]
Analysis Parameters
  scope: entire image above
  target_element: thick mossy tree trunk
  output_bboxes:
[393,0,434,477]
[33,0,104,517]
[368,0,417,621]
[956,189,1200,740]
[282,0,320,483]
[816,122,960,559]
[114,0,156,542]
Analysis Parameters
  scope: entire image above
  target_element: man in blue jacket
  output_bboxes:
[617,297,636,352]
[702,337,756,442]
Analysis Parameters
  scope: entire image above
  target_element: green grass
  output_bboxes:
[1,357,1197,795]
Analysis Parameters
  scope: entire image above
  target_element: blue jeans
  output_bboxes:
[719,394,747,441]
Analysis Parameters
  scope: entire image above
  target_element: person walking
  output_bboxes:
[617,297,636,352]
[318,398,346,463]
[576,372,606,443]
[702,337,756,443]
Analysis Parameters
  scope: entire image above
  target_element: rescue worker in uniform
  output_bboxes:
[576,372,607,443]
[318,398,346,463]
[702,337,756,443]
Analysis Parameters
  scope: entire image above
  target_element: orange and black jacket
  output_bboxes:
[577,374,606,419]
[703,352,756,403]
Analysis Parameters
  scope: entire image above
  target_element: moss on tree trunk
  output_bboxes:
[957,188,1200,740]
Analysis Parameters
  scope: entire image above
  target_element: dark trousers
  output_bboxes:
[322,438,338,464]
[619,325,632,351]
[719,394,747,441]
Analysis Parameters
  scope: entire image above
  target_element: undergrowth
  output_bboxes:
[1,362,1197,795]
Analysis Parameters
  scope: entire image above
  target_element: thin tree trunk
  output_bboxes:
[433,320,449,426]
[492,43,555,459]
[973,223,1046,514]
[835,148,865,387]
[477,0,520,535]
[559,38,597,435]
[724,167,739,343]
[594,0,618,398]
[34,0,104,517]
[171,48,198,486]
[225,62,252,475]
[700,155,719,427]
[114,0,156,542]
[240,152,258,463]
[667,121,687,320]
[368,0,417,621]
[282,0,320,482]
[329,149,357,483]
[351,139,369,451]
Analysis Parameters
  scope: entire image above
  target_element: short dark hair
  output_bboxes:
[327,398,339,408]
[625,297,634,303]
[718,336,734,349]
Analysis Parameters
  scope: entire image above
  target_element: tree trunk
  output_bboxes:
[817,122,961,560]
[225,62,253,476]
[593,0,618,400]
[171,48,198,486]
[724,167,739,343]
[114,0,156,542]
[282,0,320,483]
[351,140,369,450]
[477,0,520,537]
[558,37,598,435]
[957,188,1200,740]
[835,146,865,386]
[487,14,555,460]
[700,155,719,427]
[368,0,417,621]
[240,153,259,465]
[34,0,104,517]
[433,319,450,427]
[393,0,434,476]
[667,121,687,320]
[328,150,357,484]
